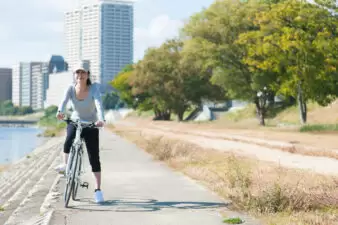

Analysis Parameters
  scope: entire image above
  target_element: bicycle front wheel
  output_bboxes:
[72,150,82,201]
[64,148,78,208]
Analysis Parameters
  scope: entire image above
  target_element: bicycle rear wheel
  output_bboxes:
[64,147,78,207]
[72,149,82,201]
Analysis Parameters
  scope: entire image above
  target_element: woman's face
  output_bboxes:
[75,70,88,84]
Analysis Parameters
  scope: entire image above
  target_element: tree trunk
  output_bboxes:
[258,107,265,126]
[162,109,171,121]
[298,100,307,124]
[153,109,171,121]
[177,110,185,122]
[297,82,307,124]
[255,99,265,126]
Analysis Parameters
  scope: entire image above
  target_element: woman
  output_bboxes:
[55,64,105,203]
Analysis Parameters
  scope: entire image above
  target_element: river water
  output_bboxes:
[0,127,46,165]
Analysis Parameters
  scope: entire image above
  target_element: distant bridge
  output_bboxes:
[0,118,39,125]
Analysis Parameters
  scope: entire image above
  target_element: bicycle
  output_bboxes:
[62,118,97,208]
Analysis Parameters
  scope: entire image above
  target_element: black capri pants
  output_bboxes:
[64,124,101,172]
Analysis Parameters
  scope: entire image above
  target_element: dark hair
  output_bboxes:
[87,71,92,86]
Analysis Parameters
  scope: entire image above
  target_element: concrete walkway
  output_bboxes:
[49,130,260,225]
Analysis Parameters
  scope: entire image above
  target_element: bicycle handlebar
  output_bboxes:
[62,118,97,128]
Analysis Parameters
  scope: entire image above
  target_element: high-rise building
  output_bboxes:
[13,62,44,107]
[22,62,43,107]
[49,55,68,74]
[32,63,48,110]
[65,10,82,73]
[0,68,12,102]
[12,63,22,106]
[64,0,134,92]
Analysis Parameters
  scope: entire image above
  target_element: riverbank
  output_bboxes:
[0,136,63,225]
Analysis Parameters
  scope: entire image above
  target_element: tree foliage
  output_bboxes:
[102,92,120,110]
[110,0,338,126]
[183,0,273,125]
[111,64,135,107]
[237,0,338,123]
[0,100,34,116]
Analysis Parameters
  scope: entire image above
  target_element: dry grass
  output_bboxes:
[115,129,338,225]
[135,124,338,161]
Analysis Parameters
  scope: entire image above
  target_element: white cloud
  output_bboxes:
[134,14,183,61]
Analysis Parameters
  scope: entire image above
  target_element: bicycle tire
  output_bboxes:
[72,149,82,201]
[64,150,74,202]
[64,148,78,208]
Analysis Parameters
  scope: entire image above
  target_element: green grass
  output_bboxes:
[0,206,4,211]
[221,104,256,122]
[127,110,154,118]
[299,124,338,132]
[37,114,67,137]
[38,124,66,137]
[223,217,244,224]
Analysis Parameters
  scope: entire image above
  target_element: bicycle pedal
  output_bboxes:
[80,182,89,189]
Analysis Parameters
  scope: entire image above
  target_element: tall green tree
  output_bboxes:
[183,0,274,125]
[237,0,338,124]
[132,40,184,120]
[132,39,226,121]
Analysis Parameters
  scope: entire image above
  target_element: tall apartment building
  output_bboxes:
[65,10,82,72]
[49,55,68,74]
[21,62,43,107]
[0,68,12,102]
[12,63,22,106]
[32,63,48,110]
[64,0,134,92]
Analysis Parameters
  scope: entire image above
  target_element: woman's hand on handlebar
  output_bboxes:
[95,120,105,127]
[56,112,65,120]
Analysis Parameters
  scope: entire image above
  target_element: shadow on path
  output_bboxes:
[68,198,229,212]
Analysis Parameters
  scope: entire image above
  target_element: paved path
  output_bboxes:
[49,130,260,225]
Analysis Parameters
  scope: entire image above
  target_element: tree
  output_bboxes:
[132,40,184,120]
[111,64,136,107]
[183,0,273,125]
[237,0,338,124]
[44,105,58,117]
[0,101,34,116]
[180,38,227,108]
[131,39,225,121]
[102,92,119,110]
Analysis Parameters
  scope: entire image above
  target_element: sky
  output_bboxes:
[0,0,214,68]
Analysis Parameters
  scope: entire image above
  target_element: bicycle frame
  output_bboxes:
[66,120,85,178]
[64,119,95,207]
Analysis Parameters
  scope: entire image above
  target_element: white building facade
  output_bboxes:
[64,10,82,73]
[45,71,74,109]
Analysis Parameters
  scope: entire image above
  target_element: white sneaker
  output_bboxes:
[94,190,104,203]
[55,164,66,174]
